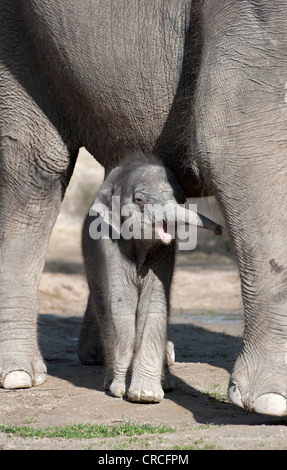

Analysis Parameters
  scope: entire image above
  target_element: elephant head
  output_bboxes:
[89,155,222,244]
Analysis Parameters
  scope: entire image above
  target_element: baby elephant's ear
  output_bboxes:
[89,167,122,239]
[95,167,122,206]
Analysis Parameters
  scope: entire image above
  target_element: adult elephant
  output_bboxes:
[1,0,287,416]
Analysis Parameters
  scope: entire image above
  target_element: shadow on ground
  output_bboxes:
[37,311,287,427]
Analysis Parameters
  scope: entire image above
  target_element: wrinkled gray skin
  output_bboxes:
[79,155,221,402]
[1,0,287,416]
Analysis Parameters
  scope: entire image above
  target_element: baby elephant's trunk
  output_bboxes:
[170,205,222,236]
[189,210,223,236]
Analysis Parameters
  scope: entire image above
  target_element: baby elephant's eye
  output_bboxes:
[135,197,144,204]
[133,193,147,209]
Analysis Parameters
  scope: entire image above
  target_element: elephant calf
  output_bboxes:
[79,154,221,402]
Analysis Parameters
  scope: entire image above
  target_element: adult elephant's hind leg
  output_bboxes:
[0,134,75,389]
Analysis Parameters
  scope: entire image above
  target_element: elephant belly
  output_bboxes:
[23,0,192,162]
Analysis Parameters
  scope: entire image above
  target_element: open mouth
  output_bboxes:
[155,221,173,244]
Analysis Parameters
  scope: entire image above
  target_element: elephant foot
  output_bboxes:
[109,379,126,398]
[104,373,127,398]
[163,341,175,391]
[128,379,164,403]
[0,354,47,389]
[229,383,287,416]
[162,365,175,391]
[228,352,287,416]
[78,340,104,365]
[166,341,175,366]
[3,371,46,389]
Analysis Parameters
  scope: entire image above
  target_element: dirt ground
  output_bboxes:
[1,149,287,451]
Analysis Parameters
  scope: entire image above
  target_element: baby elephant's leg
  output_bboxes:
[81,217,138,398]
[128,271,172,403]
[103,286,138,398]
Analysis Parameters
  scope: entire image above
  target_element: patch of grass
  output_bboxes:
[180,352,194,358]
[198,423,221,430]
[203,308,218,317]
[206,384,229,403]
[0,419,175,440]
[172,442,221,450]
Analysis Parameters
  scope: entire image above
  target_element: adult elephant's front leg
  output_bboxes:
[222,183,287,417]
[0,136,74,389]
[198,124,287,416]
[194,7,287,415]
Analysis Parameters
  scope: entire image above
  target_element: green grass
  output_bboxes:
[206,384,229,403]
[0,419,175,440]
[172,443,220,450]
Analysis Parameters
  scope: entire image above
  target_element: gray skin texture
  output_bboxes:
[79,155,221,402]
[1,0,287,416]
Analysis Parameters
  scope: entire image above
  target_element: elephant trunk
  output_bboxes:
[184,207,222,236]
[165,204,222,236]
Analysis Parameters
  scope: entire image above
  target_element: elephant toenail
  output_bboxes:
[228,382,244,409]
[3,371,32,389]
[253,393,287,416]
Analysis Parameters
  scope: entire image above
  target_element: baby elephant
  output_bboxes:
[79,155,222,403]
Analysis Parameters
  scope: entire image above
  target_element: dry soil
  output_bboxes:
[1,149,286,451]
